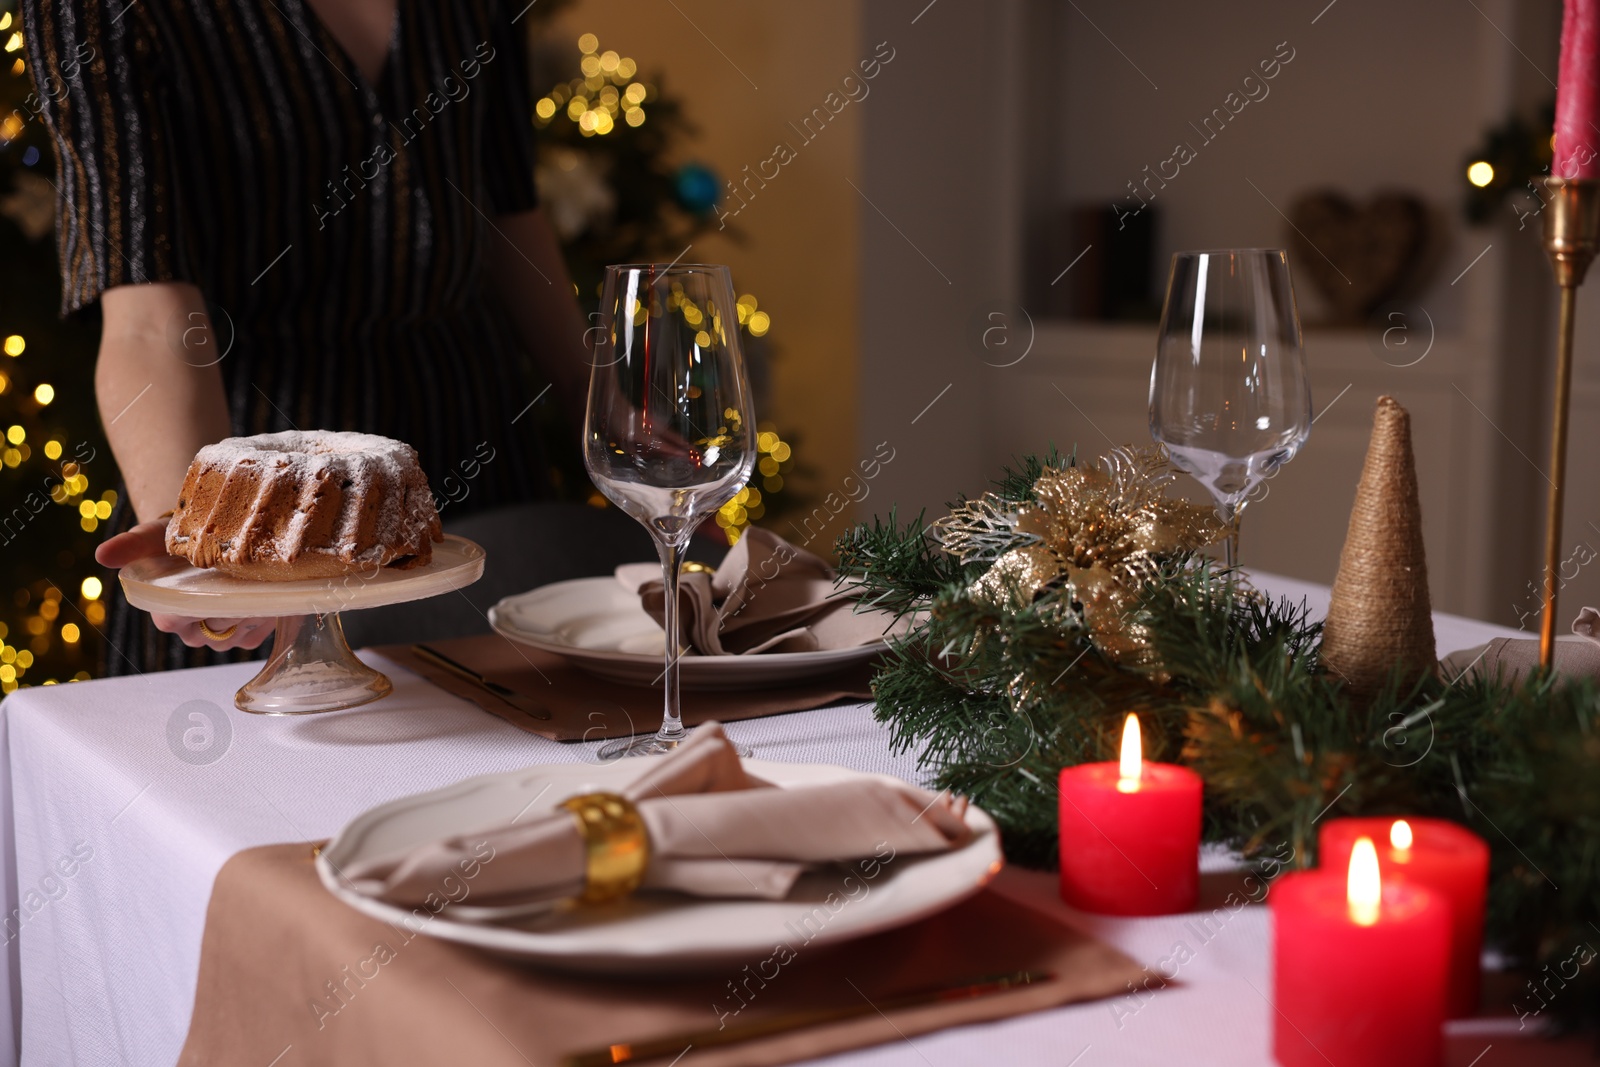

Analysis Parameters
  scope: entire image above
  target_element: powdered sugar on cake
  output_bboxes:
[165,431,443,581]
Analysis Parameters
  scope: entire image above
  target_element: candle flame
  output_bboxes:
[1347,837,1381,926]
[1116,713,1142,793]
[1389,819,1413,851]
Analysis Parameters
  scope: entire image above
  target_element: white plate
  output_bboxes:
[317,758,1001,974]
[488,576,886,689]
[119,534,485,618]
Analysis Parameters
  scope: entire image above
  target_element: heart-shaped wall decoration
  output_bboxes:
[1287,191,1428,325]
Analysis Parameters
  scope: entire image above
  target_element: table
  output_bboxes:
[0,574,1566,1066]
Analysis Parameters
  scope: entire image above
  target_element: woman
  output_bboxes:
[23,0,590,672]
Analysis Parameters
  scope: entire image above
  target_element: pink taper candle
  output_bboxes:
[1555,0,1600,177]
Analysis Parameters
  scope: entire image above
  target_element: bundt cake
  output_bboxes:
[165,431,443,581]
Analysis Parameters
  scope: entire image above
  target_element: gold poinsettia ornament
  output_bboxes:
[934,446,1225,663]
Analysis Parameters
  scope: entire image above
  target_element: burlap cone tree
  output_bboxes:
[1320,396,1437,701]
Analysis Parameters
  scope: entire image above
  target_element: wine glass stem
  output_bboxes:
[1224,512,1241,569]
[656,536,688,743]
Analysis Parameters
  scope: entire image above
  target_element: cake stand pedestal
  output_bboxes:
[119,534,486,715]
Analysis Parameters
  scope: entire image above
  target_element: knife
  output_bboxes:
[560,970,1054,1067]
[412,644,552,721]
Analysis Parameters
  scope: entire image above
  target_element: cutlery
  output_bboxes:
[561,970,1054,1067]
[412,644,551,721]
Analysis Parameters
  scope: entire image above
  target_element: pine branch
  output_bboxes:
[988,445,1072,503]
[834,509,969,621]
[850,450,1600,1028]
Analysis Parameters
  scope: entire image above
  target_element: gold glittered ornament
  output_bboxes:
[934,446,1226,664]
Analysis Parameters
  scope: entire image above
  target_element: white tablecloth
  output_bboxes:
[0,574,1541,1065]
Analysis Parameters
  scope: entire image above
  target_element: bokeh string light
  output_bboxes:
[713,292,789,543]
[0,1,110,691]
[533,33,647,140]
[534,35,803,546]
[1,314,110,691]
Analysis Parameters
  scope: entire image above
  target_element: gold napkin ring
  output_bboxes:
[559,792,649,903]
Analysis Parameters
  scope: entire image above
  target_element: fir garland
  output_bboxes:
[837,453,1600,1030]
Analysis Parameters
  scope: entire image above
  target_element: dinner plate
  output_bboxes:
[316,758,1002,974]
[487,576,887,689]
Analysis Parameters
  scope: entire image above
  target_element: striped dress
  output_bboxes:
[23,0,559,674]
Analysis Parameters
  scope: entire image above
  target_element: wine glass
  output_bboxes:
[1149,249,1312,567]
[585,264,757,758]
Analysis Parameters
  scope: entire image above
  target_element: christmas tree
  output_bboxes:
[0,1,112,691]
[520,15,803,541]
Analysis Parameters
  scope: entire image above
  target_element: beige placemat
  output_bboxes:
[179,843,1145,1067]
[373,634,876,741]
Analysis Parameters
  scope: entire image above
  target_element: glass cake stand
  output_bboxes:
[119,534,486,715]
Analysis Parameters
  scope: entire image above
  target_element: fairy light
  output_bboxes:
[535,34,651,139]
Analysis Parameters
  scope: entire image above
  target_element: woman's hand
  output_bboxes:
[95,519,276,650]
[94,284,269,651]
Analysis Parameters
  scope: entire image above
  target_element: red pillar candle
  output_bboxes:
[1555,0,1600,177]
[1319,816,1489,1019]
[1058,713,1202,915]
[1272,839,1451,1067]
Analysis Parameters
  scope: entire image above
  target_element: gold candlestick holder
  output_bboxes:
[1538,178,1600,669]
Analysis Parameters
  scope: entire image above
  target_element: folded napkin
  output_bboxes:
[343,723,970,908]
[617,527,897,655]
[1440,607,1600,683]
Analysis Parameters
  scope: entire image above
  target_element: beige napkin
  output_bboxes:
[1439,607,1600,683]
[617,528,897,654]
[343,723,970,908]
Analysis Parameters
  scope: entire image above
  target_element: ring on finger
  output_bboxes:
[198,619,238,642]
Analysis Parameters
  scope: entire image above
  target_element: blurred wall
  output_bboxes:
[856,0,1026,522]
[854,0,1582,624]
[1028,0,1566,625]
[1042,0,1537,333]
[549,0,863,523]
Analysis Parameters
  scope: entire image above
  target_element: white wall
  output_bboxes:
[857,0,1025,522]
[1050,0,1506,331]
[858,0,1596,626]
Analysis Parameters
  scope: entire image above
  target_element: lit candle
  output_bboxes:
[1058,712,1202,915]
[1319,816,1489,1018]
[1555,0,1600,177]
[1272,838,1451,1067]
